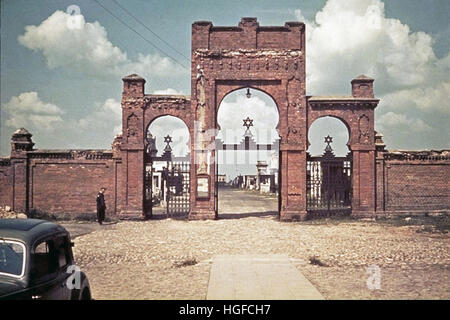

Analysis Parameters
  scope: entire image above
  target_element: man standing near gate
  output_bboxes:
[96,187,107,225]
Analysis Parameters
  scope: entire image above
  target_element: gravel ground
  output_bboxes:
[70,189,449,300]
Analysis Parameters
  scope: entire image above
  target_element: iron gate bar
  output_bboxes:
[167,161,190,217]
[306,137,352,216]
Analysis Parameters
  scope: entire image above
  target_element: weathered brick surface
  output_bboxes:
[28,160,115,214]
[307,95,379,215]
[190,18,307,220]
[385,164,449,211]
[375,151,450,213]
[0,160,12,208]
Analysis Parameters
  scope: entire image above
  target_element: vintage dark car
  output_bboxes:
[0,219,91,300]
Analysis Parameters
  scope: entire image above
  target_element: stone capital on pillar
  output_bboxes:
[122,74,146,97]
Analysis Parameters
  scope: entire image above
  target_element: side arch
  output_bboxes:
[307,115,352,152]
[146,115,191,157]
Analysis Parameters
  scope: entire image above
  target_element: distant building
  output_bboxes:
[217,174,227,186]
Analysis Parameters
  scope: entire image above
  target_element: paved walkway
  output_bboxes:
[206,254,324,300]
[218,187,278,218]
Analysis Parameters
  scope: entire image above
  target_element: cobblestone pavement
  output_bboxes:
[71,188,449,300]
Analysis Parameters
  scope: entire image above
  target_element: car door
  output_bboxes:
[29,238,60,299]
[52,235,73,300]
[29,235,72,300]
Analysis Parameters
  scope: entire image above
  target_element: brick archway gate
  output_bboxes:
[119,18,379,219]
[307,76,379,217]
[189,18,308,220]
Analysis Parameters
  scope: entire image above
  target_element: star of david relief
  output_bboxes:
[243,117,254,130]
[164,135,173,144]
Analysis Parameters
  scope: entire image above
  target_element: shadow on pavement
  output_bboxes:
[218,211,278,220]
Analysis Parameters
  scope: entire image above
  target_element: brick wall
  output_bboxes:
[376,151,450,213]
[0,159,12,207]
[29,160,115,214]
[0,150,120,216]
[192,18,304,51]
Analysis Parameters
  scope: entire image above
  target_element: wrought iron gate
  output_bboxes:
[307,136,352,216]
[144,169,153,218]
[166,161,190,217]
[144,133,190,219]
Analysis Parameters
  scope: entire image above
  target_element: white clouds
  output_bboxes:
[2,93,122,151]
[301,0,447,95]
[376,111,432,132]
[152,88,185,95]
[296,0,449,147]
[380,82,450,114]
[217,91,279,144]
[18,10,185,79]
[307,117,350,156]
[78,98,122,135]
[59,97,123,149]
[3,92,64,130]
[148,116,190,157]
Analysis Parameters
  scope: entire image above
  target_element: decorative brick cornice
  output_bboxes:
[308,96,379,109]
[384,150,450,161]
[144,95,191,110]
[193,49,303,59]
[122,97,146,108]
[27,150,113,160]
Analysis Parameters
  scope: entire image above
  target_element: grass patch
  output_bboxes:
[27,209,116,223]
[173,258,198,268]
[299,215,357,226]
[296,213,449,233]
[376,214,449,234]
[309,256,328,267]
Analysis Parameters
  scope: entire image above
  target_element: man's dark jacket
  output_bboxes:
[97,192,106,210]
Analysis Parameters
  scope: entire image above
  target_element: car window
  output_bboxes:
[32,236,71,280]
[53,236,70,269]
[0,241,26,277]
[32,240,58,279]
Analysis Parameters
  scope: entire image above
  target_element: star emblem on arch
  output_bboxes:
[243,117,254,130]
[324,135,333,145]
[164,135,173,144]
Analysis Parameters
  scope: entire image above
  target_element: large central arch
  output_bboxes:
[189,18,307,220]
[215,88,281,218]
[119,18,379,219]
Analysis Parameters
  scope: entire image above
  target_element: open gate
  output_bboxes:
[307,135,352,216]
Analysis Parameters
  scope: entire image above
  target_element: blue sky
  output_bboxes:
[1,0,449,163]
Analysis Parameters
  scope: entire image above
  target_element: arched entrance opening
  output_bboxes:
[307,116,352,216]
[215,88,280,219]
[145,115,190,218]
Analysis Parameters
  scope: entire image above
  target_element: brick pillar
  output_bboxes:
[10,128,34,213]
[279,72,307,220]
[375,132,386,213]
[189,86,216,220]
[351,147,376,217]
[120,74,146,215]
[279,149,308,220]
